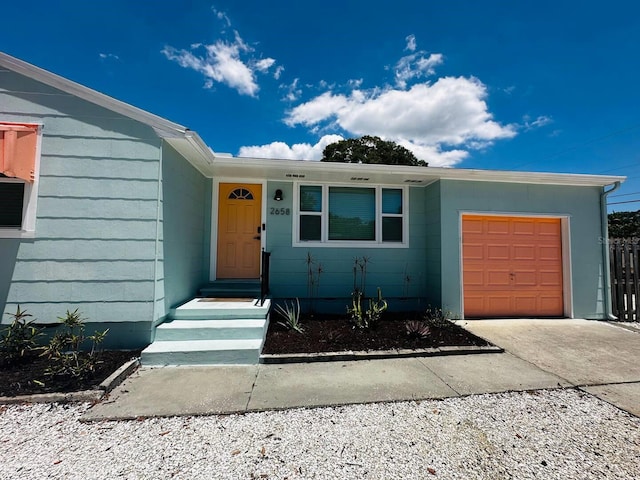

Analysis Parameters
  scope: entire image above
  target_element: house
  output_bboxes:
[0,52,625,363]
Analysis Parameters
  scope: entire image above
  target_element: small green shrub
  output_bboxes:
[275,298,304,333]
[40,309,108,380]
[424,305,453,328]
[348,287,388,328]
[0,306,42,366]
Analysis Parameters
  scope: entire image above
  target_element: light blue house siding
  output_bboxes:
[265,181,430,312]
[0,68,210,348]
[438,179,606,319]
[158,142,211,325]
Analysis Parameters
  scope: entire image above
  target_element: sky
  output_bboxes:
[1,0,639,211]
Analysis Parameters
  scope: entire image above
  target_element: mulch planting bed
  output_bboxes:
[262,312,491,354]
[0,351,140,397]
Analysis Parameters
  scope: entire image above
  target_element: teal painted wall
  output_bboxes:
[265,181,429,312]
[439,180,606,319]
[0,68,164,347]
[423,181,442,307]
[158,142,211,317]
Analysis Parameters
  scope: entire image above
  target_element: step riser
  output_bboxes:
[173,309,268,320]
[141,349,260,366]
[154,326,265,341]
[200,289,261,297]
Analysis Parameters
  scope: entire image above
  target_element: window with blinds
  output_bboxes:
[296,184,406,246]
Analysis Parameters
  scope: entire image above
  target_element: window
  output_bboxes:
[0,122,41,236]
[295,184,407,246]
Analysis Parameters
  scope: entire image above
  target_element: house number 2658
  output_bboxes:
[270,207,291,215]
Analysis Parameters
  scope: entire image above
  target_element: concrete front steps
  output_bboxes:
[199,279,261,298]
[141,298,271,366]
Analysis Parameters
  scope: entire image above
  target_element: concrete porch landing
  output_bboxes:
[141,298,271,366]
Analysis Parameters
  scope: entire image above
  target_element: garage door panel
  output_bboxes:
[513,270,536,286]
[462,215,564,318]
[513,245,536,260]
[538,221,561,236]
[513,295,537,315]
[463,243,484,260]
[487,270,511,286]
[486,219,510,235]
[538,245,561,261]
[463,269,484,286]
[539,271,562,286]
[512,220,536,235]
[487,245,510,260]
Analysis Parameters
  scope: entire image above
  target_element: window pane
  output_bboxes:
[300,215,321,241]
[0,182,24,228]
[329,187,375,241]
[300,185,322,212]
[382,217,403,242]
[382,188,402,214]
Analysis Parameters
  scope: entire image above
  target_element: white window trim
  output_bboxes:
[292,182,409,248]
[0,124,43,239]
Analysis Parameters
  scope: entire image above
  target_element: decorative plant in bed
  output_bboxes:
[263,255,493,357]
[263,303,491,355]
[0,307,138,397]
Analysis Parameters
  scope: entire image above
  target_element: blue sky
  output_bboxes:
[2,0,639,211]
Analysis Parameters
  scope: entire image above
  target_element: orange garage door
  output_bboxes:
[462,215,564,318]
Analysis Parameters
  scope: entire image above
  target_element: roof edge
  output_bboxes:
[0,51,186,138]
[213,156,626,187]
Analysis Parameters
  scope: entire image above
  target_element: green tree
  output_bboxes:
[608,209,640,238]
[321,136,428,166]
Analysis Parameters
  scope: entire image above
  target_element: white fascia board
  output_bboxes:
[211,156,626,187]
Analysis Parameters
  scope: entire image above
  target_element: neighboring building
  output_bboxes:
[0,52,624,358]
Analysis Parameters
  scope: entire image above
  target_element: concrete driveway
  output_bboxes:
[463,319,640,416]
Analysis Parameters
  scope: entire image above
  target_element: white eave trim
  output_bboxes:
[211,156,625,187]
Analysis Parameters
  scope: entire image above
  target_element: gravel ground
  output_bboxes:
[1,389,639,479]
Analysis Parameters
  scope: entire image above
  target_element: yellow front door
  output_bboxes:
[216,183,262,279]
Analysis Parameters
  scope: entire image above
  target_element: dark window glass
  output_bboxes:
[0,182,24,228]
[382,217,403,242]
[300,185,322,212]
[300,215,321,241]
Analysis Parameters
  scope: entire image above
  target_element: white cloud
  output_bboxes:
[286,78,515,144]
[255,58,276,72]
[523,115,553,131]
[99,53,119,60]
[238,134,344,160]
[405,34,417,52]
[394,52,443,88]
[274,65,285,80]
[396,140,469,167]
[280,75,516,167]
[162,13,279,97]
[212,7,231,27]
[281,78,302,102]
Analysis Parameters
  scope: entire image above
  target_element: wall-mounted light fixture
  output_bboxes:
[274,189,283,201]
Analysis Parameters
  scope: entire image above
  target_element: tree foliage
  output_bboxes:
[608,209,640,238]
[321,136,428,166]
